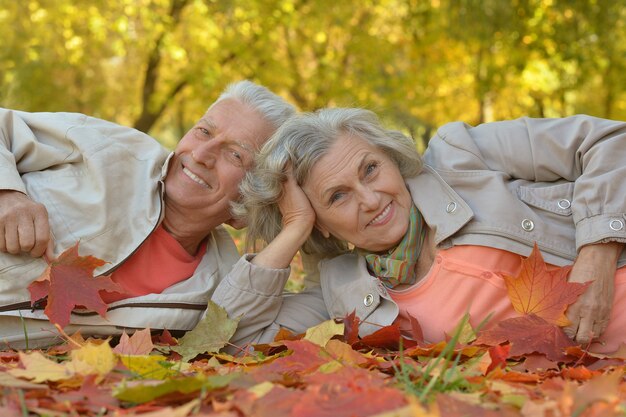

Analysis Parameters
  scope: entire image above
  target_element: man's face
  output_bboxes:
[164,98,275,228]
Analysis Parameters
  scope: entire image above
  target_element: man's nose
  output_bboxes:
[191,140,219,167]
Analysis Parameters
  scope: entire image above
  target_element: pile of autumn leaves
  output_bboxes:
[0,245,625,416]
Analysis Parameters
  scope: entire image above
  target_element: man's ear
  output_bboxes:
[226,217,247,230]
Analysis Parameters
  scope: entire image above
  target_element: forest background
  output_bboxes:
[3,0,626,149]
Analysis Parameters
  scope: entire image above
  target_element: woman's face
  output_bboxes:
[302,133,413,253]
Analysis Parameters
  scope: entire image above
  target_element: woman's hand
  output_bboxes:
[564,242,624,344]
[278,167,316,235]
[252,167,316,269]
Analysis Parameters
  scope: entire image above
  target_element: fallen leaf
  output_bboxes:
[485,344,511,375]
[342,310,360,346]
[359,323,408,349]
[502,243,590,326]
[27,242,123,327]
[304,320,344,347]
[120,355,184,380]
[68,341,116,376]
[114,373,238,404]
[0,372,47,389]
[257,340,333,377]
[171,300,240,362]
[475,315,574,362]
[9,351,74,383]
[113,328,155,356]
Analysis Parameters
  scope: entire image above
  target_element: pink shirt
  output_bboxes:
[389,245,626,353]
[102,225,206,303]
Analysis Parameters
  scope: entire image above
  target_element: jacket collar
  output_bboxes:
[160,152,175,180]
[406,165,474,245]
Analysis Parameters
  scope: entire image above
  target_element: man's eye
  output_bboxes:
[195,127,211,137]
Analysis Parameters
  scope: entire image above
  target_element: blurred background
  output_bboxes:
[3,0,625,287]
[2,0,625,150]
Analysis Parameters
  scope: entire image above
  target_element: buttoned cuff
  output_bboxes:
[576,214,626,250]
[220,254,291,297]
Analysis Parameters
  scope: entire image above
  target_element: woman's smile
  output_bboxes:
[367,202,393,227]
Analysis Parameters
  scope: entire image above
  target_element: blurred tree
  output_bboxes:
[1,0,625,146]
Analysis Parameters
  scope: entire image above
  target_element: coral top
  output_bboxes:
[389,245,626,353]
[102,225,206,303]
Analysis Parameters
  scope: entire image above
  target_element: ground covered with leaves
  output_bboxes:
[1,246,625,416]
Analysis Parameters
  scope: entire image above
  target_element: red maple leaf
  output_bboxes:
[502,243,591,326]
[474,315,575,362]
[28,242,124,328]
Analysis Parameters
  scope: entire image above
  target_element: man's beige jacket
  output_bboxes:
[0,109,240,347]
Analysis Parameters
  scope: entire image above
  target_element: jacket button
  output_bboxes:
[610,219,624,231]
[446,202,457,213]
[363,293,374,307]
[521,219,534,231]
[557,199,571,209]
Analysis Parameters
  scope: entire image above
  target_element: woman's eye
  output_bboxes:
[365,162,378,175]
[329,192,344,204]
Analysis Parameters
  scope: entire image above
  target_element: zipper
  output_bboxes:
[0,301,207,314]
[99,179,166,276]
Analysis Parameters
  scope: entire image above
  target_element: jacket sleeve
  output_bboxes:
[211,254,330,350]
[0,108,89,193]
[425,115,626,249]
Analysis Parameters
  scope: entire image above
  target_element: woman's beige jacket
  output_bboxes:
[212,115,626,349]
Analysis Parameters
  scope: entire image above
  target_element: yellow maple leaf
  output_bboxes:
[68,341,116,376]
[9,351,74,383]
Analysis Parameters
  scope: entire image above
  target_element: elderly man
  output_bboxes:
[0,80,295,348]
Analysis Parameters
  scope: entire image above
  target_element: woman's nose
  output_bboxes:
[358,186,380,210]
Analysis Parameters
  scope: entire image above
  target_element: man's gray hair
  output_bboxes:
[236,107,423,256]
[215,80,296,130]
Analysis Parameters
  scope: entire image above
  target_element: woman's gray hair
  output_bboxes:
[237,107,423,256]
[214,80,296,130]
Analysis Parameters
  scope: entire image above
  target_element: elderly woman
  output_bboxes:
[211,108,626,353]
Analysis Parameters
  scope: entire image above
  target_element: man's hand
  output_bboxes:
[564,242,624,344]
[0,190,51,257]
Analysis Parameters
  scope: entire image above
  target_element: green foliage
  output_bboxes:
[170,300,240,361]
[1,0,625,147]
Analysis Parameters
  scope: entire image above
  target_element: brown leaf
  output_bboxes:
[436,393,522,417]
[475,315,575,362]
[485,344,511,375]
[113,328,154,356]
[27,242,123,327]
[342,310,360,346]
[502,243,590,326]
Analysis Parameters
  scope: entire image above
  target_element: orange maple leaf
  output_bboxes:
[502,243,591,326]
[28,242,124,328]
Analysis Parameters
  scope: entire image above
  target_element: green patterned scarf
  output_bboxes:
[363,204,427,288]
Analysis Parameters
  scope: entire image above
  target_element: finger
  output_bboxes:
[17,218,36,254]
[574,316,594,344]
[30,212,51,257]
[0,223,6,253]
[44,239,55,263]
[3,221,21,254]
